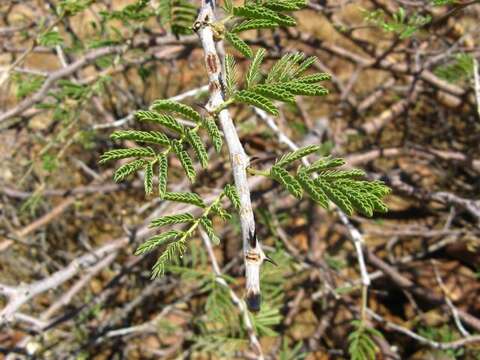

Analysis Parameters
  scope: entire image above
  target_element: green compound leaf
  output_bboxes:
[266,52,305,84]
[252,84,295,103]
[305,157,346,173]
[150,99,202,122]
[296,170,329,208]
[275,144,321,167]
[278,82,329,96]
[136,110,184,133]
[158,154,168,198]
[99,147,155,164]
[316,178,353,215]
[172,140,196,182]
[204,117,223,153]
[135,230,182,255]
[234,90,278,115]
[263,0,306,11]
[151,240,187,278]
[113,159,146,182]
[225,32,253,58]
[211,203,232,221]
[233,5,296,26]
[158,0,197,36]
[292,55,317,76]
[224,54,238,98]
[224,184,240,209]
[246,48,266,89]
[110,129,170,146]
[231,19,279,33]
[150,213,195,228]
[144,161,154,195]
[163,191,205,208]
[200,217,221,245]
[270,166,303,199]
[186,129,209,168]
[319,169,366,179]
[296,73,332,83]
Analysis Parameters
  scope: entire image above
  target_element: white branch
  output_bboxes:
[195,1,266,312]
[473,58,480,120]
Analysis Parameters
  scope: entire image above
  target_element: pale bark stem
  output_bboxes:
[195,1,265,311]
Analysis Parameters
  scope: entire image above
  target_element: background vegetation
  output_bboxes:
[0,0,479,359]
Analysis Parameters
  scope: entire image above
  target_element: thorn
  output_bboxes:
[246,291,261,312]
[264,255,277,266]
[248,229,257,248]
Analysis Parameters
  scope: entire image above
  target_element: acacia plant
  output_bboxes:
[100,0,390,352]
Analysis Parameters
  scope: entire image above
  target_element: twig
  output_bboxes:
[195,1,266,312]
[0,46,126,124]
[367,309,480,350]
[0,238,128,324]
[199,230,264,359]
[431,259,470,337]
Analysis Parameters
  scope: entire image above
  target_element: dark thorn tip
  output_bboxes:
[246,292,261,312]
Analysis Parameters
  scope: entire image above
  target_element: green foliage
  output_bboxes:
[172,140,196,182]
[225,32,253,58]
[136,110,185,133]
[110,129,170,146]
[348,321,382,360]
[246,49,266,89]
[250,303,282,336]
[225,1,307,58]
[224,54,239,98]
[434,53,474,83]
[113,159,146,182]
[99,147,155,163]
[101,0,153,22]
[270,166,303,199]
[233,4,296,27]
[158,154,168,198]
[135,230,182,255]
[261,147,390,216]
[102,97,222,198]
[144,160,154,195]
[231,19,278,33]
[226,52,329,115]
[186,129,209,168]
[418,324,465,358]
[163,191,205,207]
[431,0,457,5]
[296,170,329,208]
[364,7,431,39]
[158,0,197,35]
[151,240,187,277]
[279,339,307,360]
[275,144,321,167]
[57,0,92,16]
[136,189,234,278]
[150,213,195,227]
[224,184,240,209]
[234,90,279,115]
[204,117,223,153]
[38,31,63,47]
[200,217,221,245]
[150,100,202,123]
[13,74,44,99]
